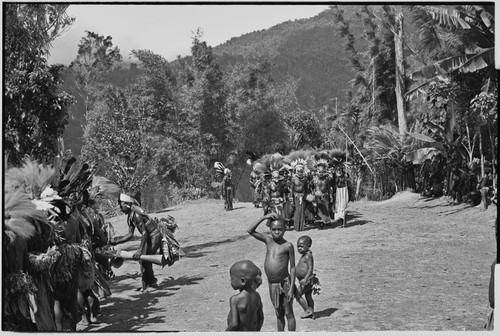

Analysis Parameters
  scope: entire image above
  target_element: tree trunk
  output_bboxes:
[394,9,407,136]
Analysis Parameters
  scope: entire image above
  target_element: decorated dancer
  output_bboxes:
[333,164,350,227]
[247,213,296,331]
[226,260,264,331]
[290,161,309,232]
[295,236,321,319]
[249,168,261,208]
[247,151,263,208]
[110,193,181,292]
[311,152,334,227]
[222,169,234,210]
[214,162,234,211]
[253,154,289,221]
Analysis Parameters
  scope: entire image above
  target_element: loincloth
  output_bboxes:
[268,276,295,309]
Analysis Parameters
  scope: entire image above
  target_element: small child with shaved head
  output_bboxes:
[226,260,264,331]
[295,235,321,319]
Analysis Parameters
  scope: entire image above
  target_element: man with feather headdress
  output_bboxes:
[310,152,335,227]
[215,162,234,210]
[247,151,263,208]
[253,154,289,220]
[285,151,312,232]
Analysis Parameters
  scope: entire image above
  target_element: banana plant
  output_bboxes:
[406,5,495,99]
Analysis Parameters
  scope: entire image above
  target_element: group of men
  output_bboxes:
[247,150,353,231]
[3,155,181,331]
[420,153,497,210]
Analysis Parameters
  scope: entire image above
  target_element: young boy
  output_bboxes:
[295,235,321,319]
[247,213,296,331]
[226,260,264,331]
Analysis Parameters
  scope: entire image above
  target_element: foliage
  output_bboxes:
[224,61,289,155]
[69,31,123,112]
[4,4,75,166]
[407,5,495,98]
[80,86,155,194]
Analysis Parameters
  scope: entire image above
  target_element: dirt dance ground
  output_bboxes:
[78,191,496,332]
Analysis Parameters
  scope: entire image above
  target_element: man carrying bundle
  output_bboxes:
[110,193,181,292]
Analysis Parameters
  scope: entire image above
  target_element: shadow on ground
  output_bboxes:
[82,289,174,331]
[314,307,338,319]
[300,211,370,231]
[182,235,250,258]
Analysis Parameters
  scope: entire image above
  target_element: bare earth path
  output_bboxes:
[79,192,496,332]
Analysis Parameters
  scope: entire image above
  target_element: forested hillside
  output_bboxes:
[62,7,361,156]
[213,7,363,110]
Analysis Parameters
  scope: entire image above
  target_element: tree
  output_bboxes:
[407,5,495,98]
[331,5,405,135]
[225,61,289,155]
[4,4,75,165]
[80,86,154,195]
[177,31,231,166]
[69,31,122,114]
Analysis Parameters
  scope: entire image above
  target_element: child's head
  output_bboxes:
[229,260,260,290]
[297,235,312,254]
[269,217,287,241]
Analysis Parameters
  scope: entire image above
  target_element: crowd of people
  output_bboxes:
[244,149,354,231]
[5,146,495,332]
[419,153,497,210]
[3,152,181,331]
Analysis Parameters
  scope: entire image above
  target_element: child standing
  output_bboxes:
[295,235,321,319]
[247,213,296,331]
[226,260,264,331]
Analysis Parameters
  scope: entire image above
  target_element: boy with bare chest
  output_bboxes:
[226,260,264,331]
[248,213,296,331]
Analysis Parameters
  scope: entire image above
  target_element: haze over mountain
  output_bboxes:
[63,7,358,155]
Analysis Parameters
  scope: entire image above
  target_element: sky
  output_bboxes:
[48,3,331,65]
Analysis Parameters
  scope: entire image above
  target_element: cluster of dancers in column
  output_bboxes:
[247,149,354,231]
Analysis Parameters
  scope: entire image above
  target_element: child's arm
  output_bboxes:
[256,294,264,331]
[247,213,276,242]
[287,242,296,300]
[226,296,240,331]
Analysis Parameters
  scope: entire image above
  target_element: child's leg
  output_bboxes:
[295,285,309,312]
[305,290,315,314]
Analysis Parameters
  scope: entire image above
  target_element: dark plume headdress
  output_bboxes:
[328,148,346,167]
[312,150,332,169]
[253,153,286,177]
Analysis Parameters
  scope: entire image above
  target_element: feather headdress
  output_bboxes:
[246,151,262,166]
[4,188,46,241]
[214,162,229,178]
[4,158,56,199]
[89,176,121,200]
[253,153,286,176]
[328,148,346,166]
[313,151,331,168]
[284,150,313,172]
